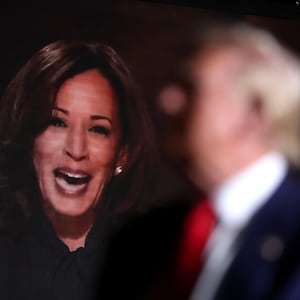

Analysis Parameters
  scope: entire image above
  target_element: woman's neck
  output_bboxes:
[45,208,95,251]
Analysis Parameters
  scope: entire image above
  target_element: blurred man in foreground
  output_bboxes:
[176,22,300,300]
[101,22,300,300]
[180,25,300,300]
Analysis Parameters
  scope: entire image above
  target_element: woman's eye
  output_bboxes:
[50,117,67,128]
[89,126,110,136]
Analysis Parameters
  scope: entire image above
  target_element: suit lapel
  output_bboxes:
[214,170,300,300]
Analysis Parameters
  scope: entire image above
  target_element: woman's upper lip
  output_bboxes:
[53,167,91,178]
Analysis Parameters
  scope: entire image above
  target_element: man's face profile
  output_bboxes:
[186,46,266,190]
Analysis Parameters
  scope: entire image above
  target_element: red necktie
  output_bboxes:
[175,198,216,296]
[150,198,216,300]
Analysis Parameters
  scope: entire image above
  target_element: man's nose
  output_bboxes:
[64,126,89,161]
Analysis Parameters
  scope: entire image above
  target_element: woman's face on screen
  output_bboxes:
[33,69,121,217]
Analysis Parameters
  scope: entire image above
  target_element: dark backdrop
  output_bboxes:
[2,1,300,107]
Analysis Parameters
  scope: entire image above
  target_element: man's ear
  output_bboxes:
[240,96,271,144]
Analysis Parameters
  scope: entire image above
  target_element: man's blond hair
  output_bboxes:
[191,22,300,167]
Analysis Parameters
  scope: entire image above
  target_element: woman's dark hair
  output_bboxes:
[0,40,157,232]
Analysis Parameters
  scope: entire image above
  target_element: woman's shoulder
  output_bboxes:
[0,233,24,290]
[0,235,15,257]
[0,229,29,263]
[0,214,33,272]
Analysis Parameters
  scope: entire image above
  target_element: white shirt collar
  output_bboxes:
[211,151,288,230]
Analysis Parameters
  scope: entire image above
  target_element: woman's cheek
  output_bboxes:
[90,139,119,164]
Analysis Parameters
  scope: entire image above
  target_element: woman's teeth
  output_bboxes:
[54,169,91,195]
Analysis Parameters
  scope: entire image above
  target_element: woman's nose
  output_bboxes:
[64,127,89,161]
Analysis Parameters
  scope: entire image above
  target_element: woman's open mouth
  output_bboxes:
[53,168,91,195]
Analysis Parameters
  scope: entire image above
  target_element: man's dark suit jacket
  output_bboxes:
[100,169,300,300]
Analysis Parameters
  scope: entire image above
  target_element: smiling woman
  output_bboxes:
[0,41,157,299]
[33,69,122,251]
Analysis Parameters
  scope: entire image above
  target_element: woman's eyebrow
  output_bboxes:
[53,106,69,115]
[90,115,112,124]
[53,107,112,124]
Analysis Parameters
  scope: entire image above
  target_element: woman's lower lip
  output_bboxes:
[55,176,88,196]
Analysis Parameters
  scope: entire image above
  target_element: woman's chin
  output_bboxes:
[45,198,95,219]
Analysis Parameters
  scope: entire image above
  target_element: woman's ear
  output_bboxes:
[115,145,128,175]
